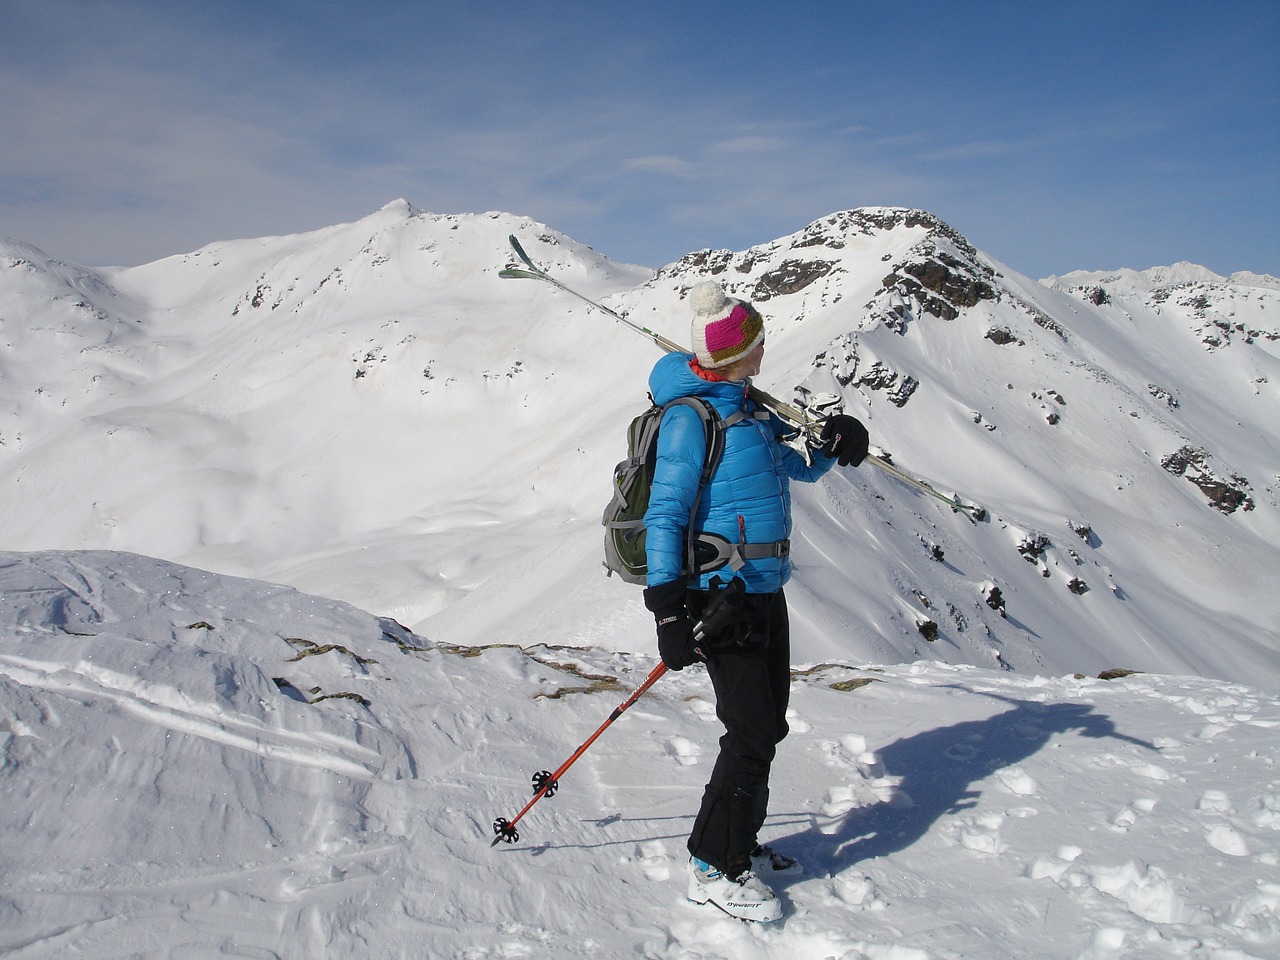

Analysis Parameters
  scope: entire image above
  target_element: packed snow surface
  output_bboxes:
[1,551,1277,959]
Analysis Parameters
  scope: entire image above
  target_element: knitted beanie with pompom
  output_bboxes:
[688,281,765,369]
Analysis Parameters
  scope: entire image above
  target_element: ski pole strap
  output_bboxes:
[692,533,790,575]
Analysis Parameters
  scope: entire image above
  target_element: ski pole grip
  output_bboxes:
[693,577,745,644]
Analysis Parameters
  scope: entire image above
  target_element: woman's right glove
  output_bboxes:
[643,579,705,670]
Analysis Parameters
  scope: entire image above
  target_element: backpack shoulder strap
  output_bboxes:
[658,397,726,580]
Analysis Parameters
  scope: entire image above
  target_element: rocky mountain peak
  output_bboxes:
[650,206,991,310]
[796,207,980,261]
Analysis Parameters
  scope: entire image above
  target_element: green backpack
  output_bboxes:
[602,396,725,584]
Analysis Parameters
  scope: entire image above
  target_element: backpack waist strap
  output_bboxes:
[692,533,790,575]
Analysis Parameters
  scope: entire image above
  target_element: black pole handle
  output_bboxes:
[693,576,745,644]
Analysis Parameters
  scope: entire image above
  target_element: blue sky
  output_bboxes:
[2,1,1277,277]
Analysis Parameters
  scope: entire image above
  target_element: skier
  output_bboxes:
[641,281,869,922]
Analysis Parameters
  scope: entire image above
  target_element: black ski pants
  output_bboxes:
[686,588,790,878]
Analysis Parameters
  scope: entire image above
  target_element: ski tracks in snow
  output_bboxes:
[0,653,379,779]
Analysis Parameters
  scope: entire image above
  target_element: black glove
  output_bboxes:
[643,579,705,671]
[820,414,870,467]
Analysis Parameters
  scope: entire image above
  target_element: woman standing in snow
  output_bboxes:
[641,281,869,923]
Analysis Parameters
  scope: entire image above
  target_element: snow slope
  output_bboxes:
[2,204,1279,955]
[1,551,1276,959]
[1045,262,1280,298]
[2,203,1277,691]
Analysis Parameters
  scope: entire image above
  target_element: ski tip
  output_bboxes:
[507,234,535,268]
[500,266,551,284]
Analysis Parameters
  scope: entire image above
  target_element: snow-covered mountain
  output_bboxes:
[2,204,1279,958]
[2,201,1276,686]
[1046,261,1280,299]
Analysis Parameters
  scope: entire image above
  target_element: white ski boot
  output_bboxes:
[687,857,782,923]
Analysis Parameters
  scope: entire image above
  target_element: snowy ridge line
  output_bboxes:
[0,654,378,779]
[427,636,892,699]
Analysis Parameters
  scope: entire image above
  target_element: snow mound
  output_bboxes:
[2,550,1277,958]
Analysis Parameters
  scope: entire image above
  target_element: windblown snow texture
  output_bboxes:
[0,551,1276,958]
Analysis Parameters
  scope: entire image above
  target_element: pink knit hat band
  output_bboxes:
[701,304,765,366]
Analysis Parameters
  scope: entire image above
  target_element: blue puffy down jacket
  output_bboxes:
[643,352,837,592]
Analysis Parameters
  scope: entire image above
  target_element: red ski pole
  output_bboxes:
[491,661,667,845]
[490,579,744,846]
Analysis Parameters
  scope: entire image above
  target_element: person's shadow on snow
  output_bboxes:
[772,691,1156,884]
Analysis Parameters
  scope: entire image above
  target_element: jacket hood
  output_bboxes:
[648,352,746,408]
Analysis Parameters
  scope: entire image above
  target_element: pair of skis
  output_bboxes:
[500,235,983,519]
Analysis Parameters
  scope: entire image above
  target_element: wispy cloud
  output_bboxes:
[621,155,699,177]
[709,136,787,155]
